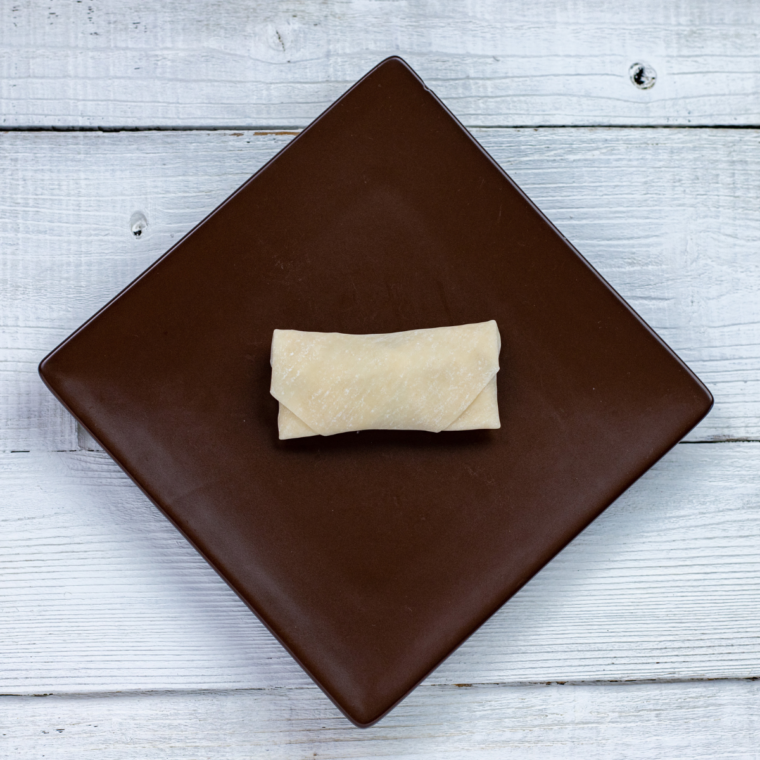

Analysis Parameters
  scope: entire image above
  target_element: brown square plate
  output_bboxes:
[39,57,713,727]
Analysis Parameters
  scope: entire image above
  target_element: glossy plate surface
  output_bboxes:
[40,57,713,727]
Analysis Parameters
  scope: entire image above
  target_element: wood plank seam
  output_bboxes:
[3,673,760,699]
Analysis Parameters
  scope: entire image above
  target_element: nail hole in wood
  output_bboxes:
[629,62,656,90]
[130,211,148,238]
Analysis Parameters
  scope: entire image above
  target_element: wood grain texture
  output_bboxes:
[2,0,760,128]
[2,443,759,694]
[2,128,759,450]
[3,681,760,759]
[4,1,760,748]
[0,326,78,452]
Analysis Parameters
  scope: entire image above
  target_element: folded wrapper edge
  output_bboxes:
[277,373,500,439]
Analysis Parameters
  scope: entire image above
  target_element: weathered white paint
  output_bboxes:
[3,2,760,743]
[2,128,759,450]
[3,680,760,758]
[1,443,759,694]
[1,1,760,128]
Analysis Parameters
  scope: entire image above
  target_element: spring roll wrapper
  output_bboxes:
[270,321,501,440]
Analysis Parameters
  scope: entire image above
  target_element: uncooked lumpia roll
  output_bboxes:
[270,321,501,440]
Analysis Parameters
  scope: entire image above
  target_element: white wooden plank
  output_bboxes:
[1,443,759,694]
[3,681,760,758]
[0,326,78,452]
[2,0,760,128]
[2,128,760,449]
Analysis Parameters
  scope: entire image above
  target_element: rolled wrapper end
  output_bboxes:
[270,321,501,439]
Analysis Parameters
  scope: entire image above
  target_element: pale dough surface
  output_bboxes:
[270,321,501,439]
